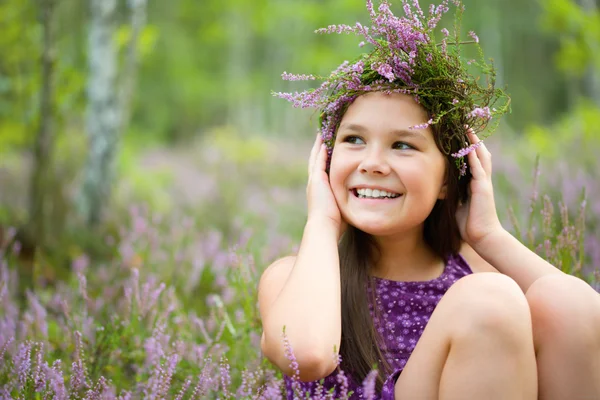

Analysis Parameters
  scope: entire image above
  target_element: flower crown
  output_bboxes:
[273,0,510,176]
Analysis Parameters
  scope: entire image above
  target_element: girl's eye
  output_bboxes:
[343,135,365,145]
[393,141,414,150]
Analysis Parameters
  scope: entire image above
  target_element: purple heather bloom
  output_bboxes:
[469,30,479,43]
[469,106,492,120]
[459,160,468,176]
[13,341,32,390]
[336,369,350,399]
[362,370,378,400]
[175,378,192,400]
[282,330,301,394]
[281,72,316,81]
[409,118,433,130]
[376,63,395,82]
[451,141,483,158]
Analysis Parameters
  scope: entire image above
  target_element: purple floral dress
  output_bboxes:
[284,253,473,399]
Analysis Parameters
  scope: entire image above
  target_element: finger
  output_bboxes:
[468,131,492,176]
[467,146,485,180]
[317,143,328,175]
[308,133,323,176]
[311,142,323,178]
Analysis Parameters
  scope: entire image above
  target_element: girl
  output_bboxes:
[260,1,600,399]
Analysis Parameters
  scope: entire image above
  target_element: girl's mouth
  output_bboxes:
[351,188,403,200]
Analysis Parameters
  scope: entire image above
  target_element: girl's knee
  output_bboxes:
[526,274,600,347]
[446,273,532,341]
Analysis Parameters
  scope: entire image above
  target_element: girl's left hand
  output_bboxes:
[455,128,504,248]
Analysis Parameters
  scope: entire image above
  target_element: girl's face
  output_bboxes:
[329,92,448,237]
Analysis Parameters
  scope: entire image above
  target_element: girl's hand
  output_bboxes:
[306,133,347,239]
[455,128,504,249]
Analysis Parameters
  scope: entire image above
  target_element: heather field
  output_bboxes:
[2,0,600,398]
[1,121,600,398]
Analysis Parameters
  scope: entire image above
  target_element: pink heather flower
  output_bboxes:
[71,359,88,391]
[441,28,449,37]
[282,328,301,394]
[0,337,14,364]
[468,30,479,43]
[175,378,192,400]
[469,106,492,120]
[459,160,468,176]
[352,60,365,74]
[72,254,90,274]
[361,370,378,400]
[359,41,366,47]
[409,118,433,130]
[336,369,350,399]
[13,342,32,390]
[281,72,316,81]
[219,357,232,398]
[33,342,45,392]
[158,354,179,397]
[452,98,459,104]
[46,359,67,400]
[451,140,483,158]
[376,63,395,82]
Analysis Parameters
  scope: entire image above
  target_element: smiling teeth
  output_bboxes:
[356,188,401,199]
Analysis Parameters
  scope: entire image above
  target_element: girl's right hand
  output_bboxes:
[306,133,347,239]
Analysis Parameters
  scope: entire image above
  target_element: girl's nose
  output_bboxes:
[358,148,391,175]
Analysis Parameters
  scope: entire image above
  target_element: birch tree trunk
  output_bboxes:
[29,0,55,244]
[78,0,119,226]
[120,0,147,130]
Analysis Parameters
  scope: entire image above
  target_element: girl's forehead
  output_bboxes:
[342,92,429,122]
[336,93,433,139]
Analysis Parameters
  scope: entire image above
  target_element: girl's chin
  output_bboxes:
[347,220,404,237]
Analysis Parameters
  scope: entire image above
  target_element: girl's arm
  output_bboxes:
[259,218,342,382]
[457,130,567,293]
[471,228,565,293]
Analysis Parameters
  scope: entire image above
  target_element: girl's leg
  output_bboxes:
[394,273,537,400]
[526,274,600,400]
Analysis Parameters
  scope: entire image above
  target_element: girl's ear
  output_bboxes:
[437,182,448,200]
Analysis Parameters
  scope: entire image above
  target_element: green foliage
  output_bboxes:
[524,100,600,166]
[539,0,600,76]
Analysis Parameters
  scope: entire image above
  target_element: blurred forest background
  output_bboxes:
[1,0,600,396]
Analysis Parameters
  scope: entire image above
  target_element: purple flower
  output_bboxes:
[469,30,479,43]
[409,118,433,130]
[281,72,316,81]
[376,63,395,82]
[361,370,378,400]
[451,140,483,158]
[13,341,32,390]
[468,106,492,120]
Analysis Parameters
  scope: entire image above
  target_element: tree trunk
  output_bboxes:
[22,0,56,298]
[119,0,147,131]
[226,5,252,130]
[77,0,119,227]
[580,0,600,106]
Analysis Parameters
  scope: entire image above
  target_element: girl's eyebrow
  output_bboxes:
[339,122,428,141]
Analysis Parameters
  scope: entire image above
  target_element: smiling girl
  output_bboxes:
[259,1,600,399]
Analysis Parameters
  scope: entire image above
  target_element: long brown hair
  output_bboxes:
[336,114,471,391]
